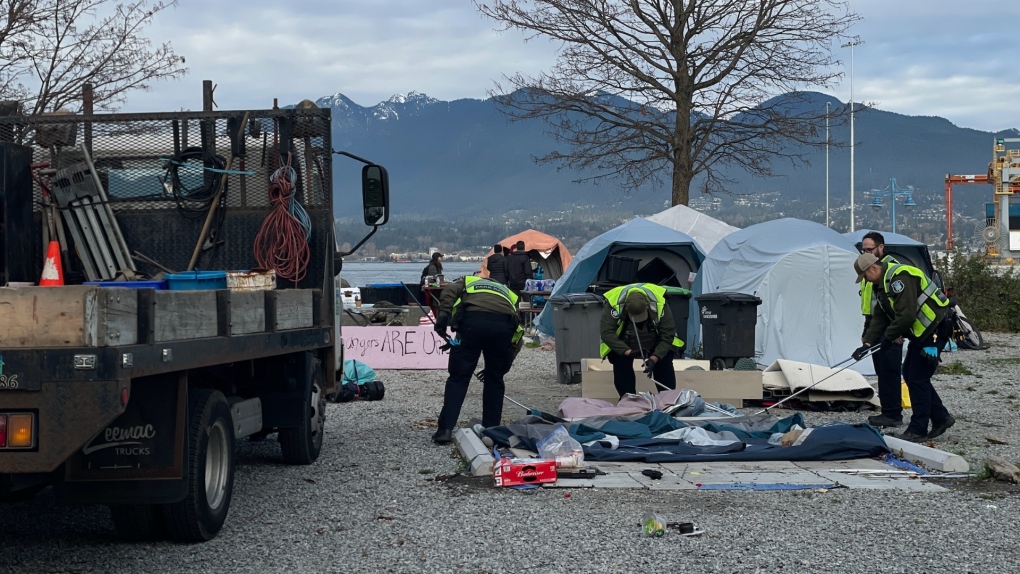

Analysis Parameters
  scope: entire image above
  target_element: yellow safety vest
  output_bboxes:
[598,283,683,358]
[881,263,949,338]
[860,255,898,315]
[453,276,524,342]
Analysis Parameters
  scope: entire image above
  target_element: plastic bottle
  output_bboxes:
[642,511,666,537]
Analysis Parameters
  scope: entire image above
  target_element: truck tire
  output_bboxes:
[279,362,326,465]
[163,389,235,542]
[110,504,166,541]
[279,360,326,464]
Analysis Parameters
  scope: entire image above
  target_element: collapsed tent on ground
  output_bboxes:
[843,229,940,286]
[535,217,706,337]
[478,229,573,280]
[689,218,872,373]
[645,204,739,255]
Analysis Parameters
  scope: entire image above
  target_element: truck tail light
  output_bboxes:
[0,413,34,449]
[8,414,34,448]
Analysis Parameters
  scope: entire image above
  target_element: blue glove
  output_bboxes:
[922,346,938,358]
[852,345,871,362]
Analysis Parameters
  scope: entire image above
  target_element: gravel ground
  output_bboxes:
[3,333,1020,573]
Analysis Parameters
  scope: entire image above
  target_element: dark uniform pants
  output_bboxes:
[902,319,953,436]
[607,350,676,397]
[437,312,516,430]
[873,339,904,419]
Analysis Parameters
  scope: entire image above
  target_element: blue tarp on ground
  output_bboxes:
[483,413,890,463]
[535,218,706,336]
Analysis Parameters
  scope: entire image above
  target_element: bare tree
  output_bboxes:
[0,0,186,114]
[476,0,858,206]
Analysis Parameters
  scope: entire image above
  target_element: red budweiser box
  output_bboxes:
[493,457,557,487]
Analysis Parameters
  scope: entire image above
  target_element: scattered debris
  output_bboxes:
[985,436,1010,445]
[985,457,1020,484]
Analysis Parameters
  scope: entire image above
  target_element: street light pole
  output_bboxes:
[842,37,863,232]
[825,101,830,227]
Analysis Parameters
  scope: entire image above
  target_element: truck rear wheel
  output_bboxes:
[164,389,235,542]
[279,361,326,465]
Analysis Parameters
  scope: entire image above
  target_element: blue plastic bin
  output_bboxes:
[165,270,227,290]
[84,280,168,290]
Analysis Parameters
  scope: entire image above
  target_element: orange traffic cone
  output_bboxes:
[39,241,64,286]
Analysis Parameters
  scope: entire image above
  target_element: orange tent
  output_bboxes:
[478,229,573,280]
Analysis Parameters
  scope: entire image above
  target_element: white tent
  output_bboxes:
[690,218,874,374]
[645,204,739,255]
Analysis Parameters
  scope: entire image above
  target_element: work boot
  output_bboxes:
[432,429,454,445]
[927,414,956,439]
[867,414,903,428]
[892,430,927,443]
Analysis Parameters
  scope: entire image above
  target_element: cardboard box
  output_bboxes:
[493,458,557,487]
[580,358,762,406]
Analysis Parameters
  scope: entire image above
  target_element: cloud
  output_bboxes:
[120,0,1020,131]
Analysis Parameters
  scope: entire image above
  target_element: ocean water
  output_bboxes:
[338,261,482,288]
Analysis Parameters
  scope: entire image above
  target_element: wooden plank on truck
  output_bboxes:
[85,288,139,346]
[154,290,218,342]
[0,286,91,347]
[274,289,314,330]
[229,290,266,335]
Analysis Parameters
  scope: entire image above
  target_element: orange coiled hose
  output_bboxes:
[254,154,310,285]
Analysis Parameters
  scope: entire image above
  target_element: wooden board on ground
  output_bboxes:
[580,358,761,406]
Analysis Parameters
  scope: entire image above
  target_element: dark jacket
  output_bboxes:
[486,253,509,284]
[507,251,533,289]
[864,262,949,344]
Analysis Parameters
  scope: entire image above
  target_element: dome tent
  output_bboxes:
[689,218,874,374]
[535,218,705,337]
[645,204,738,255]
[478,229,573,280]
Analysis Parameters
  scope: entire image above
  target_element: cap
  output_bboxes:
[854,253,879,283]
[624,292,649,322]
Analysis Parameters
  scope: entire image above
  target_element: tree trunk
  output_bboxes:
[671,160,692,206]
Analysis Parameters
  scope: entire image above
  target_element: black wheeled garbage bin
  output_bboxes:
[549,293,606,384]
[695,292,762,370]
[662,286,692,358]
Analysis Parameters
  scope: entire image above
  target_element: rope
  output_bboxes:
[254,153,311,285]
[162,147,228,219]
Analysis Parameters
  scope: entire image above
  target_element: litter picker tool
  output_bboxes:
[752,346,879,416]
[629,316,738,417]
[503,395,565,424]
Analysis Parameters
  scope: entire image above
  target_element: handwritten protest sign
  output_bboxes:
[342,326,450,369]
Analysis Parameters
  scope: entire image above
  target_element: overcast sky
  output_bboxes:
[125,0,1019,132]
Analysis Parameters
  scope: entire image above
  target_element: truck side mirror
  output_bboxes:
[362,165,389,226]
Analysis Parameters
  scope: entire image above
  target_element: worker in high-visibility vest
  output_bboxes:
[599,283,683,398]
[431,276,523,445]
[852,253,954,443]
[858,232,904,429]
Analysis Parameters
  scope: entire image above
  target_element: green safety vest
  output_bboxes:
[453,276,524,342]
[881,263,949,338]
[599,283,683,358]
[860,254,899,315]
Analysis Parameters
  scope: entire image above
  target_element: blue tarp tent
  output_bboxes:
[535,218,706,336]
[689,218,874,373]
[843,229,938,285]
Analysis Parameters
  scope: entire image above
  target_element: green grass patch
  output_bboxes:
[939,361,973,375]
[986,389,999,395]
[524,341,541,348]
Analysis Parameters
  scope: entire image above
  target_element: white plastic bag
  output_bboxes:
[536,425,584,468]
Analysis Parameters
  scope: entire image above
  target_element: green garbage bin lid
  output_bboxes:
[663,286,692,297]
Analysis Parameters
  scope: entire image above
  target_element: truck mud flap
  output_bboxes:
[56,373,188,505]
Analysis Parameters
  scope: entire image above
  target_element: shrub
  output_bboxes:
[936,252,1020,332]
